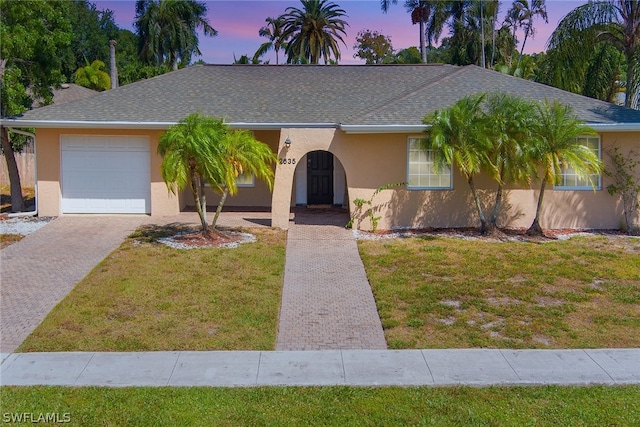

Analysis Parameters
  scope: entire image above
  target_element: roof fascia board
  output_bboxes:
[2,120,638,132]
[0,119,339,130]
[587,123,640,132]
[340,124,429,134]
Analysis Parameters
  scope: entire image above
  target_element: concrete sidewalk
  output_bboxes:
[1,349,639,387]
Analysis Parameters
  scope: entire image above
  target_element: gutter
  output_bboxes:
[6,127,37,218]
[339,124,430,134]
[587,123,640,132]
[2,118,639,133]
[0,119,340,131]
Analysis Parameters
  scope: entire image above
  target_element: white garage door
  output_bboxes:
[61,135,151,214]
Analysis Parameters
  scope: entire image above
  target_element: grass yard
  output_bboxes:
[359,234,640,349]
[17,225,286,352]
[2,385,639,425]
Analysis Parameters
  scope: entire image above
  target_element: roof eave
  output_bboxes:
[0,119,340,130]
[339,124,429,134]
[587,123,640,132]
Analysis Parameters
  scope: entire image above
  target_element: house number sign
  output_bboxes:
[279,158,296,165]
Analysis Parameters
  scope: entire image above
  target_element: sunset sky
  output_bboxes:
[93,0,588,65]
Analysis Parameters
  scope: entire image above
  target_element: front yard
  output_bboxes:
[359,233,640,349]
[6,225,640,424]
[18,225,286,352]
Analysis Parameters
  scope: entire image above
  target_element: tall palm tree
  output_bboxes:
[135,0,217,70]
[254,17,289,65]
[158,113,226,235]
[211,129,276,228]
[508,0,548,68]
[548,0,639,109]
[526,101,602,236]
[281,0,348,64]
[423,94,496,234]
[381,0,451,64]
[73,59,111,91]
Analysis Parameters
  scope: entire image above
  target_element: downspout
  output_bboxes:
[7,127,37,217]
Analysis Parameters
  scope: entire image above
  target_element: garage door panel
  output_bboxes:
[61,136,151,214]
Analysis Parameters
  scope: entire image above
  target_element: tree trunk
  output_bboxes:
[480,0,486,68]
[490,184,503,227]
[198,175,207,224]
[109,40,118,89]
[468,176,489,234]
[490,7,497,68]
[1,127,25,212]
[419,19,427,64]
[517,25,530,70]
[624,50,637,109]
[190,167,209,235]
[211,188,228,229]
[526,177,546,236]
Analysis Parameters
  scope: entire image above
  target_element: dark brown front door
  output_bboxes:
[307,151,334,205]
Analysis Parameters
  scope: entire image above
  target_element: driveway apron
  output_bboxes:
[276,209,387,350]
[0,216,147,353]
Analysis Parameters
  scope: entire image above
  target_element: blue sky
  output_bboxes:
[94,0,588,65]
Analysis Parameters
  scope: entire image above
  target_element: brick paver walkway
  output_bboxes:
[0,216,147,353]
[276,208,387,350]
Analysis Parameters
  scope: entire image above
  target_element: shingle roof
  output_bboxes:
[14,64,640,126]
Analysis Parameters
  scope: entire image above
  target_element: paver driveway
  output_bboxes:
[0,216,147,353]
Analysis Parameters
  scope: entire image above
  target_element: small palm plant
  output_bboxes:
[158,113,276,235]
[527,100,602,236]
[423,94,496,235]
[211,129,276,228]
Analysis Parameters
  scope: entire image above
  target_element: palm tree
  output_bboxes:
[73,59,111,91]
[484,93,537,227]
[423,94,496,234]
[508,0,548,69]
[211,129,276,228]
[254,17,289,65]
[381,0,451,64]
[548,0,639,109]
[158,113,226,235]
[135,0,217,70]
[281,0,348,64]
[526,101,602,236]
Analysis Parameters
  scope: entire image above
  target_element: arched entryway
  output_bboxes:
[293,150,346,206]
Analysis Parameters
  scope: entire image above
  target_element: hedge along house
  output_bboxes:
[2,64,639,231]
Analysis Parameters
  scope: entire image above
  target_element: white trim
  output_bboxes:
[0,119,339,130]
[2,118,638,132]
[406,137,452,190]
[587,123,640,132]
[340,124,430,134]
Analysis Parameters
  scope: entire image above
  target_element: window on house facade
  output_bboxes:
[407,137,452,189]
[235,172,255,187]
[205,172,255,189]
[555,136,601,190]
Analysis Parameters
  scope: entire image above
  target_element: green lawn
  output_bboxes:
[359,234,640,349]
[18,225,286,352]
[2,385,639,426]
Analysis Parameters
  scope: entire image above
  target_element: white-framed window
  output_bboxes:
[555,136,601,190]
[205,172,255,188]
[407,137,452,189]
[235,172,255,187]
